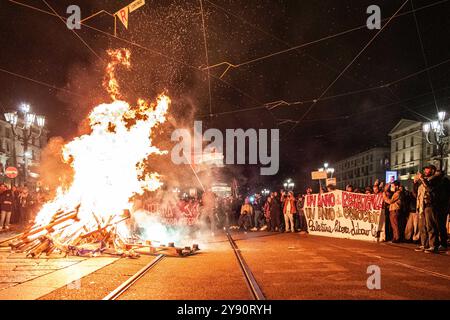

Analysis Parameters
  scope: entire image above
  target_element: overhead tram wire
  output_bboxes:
[9,0,444,121]
[196,55,450,120]
[286,0,410,136]
[311,95,450,140]
[42,0,104,63]
[203,0,399,126]
[0,67,83,97]
[8,0,446,123]
[198,83,450,122]
[202,0,449,76]
[7,0,262,107]
[205,0,397,98]
[411,0,440,114]
[199,0,214,118]
[203,0,443,123]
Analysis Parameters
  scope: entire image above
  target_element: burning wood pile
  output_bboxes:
[3,206,199,258]
[0,48,200,259]
[5,206,138,258]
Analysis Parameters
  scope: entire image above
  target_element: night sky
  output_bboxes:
[1,0,450,191]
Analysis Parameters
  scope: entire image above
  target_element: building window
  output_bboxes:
[410,150,414,161]
[395,154,398,165]
[396,142,399,151]
[403,140,406,149]
[411,136,414,146]
[402,153,405,163]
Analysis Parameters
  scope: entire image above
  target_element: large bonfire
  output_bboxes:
[9,49,179,258]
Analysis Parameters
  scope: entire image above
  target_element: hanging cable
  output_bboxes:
[286,0,410,136]
[411,0,440,114]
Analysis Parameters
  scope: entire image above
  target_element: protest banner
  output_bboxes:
[303,190,384,241]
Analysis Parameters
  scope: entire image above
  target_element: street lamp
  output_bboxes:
[422,111,448,171]
[261,188,270,196]
[283,178,295,191]
[319,163,334,178]
[327,167,335,178]
[4,103,46,186]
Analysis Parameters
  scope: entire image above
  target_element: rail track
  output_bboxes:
[102,231,266,300]
[102,254,165,300]
[226,231,266,300]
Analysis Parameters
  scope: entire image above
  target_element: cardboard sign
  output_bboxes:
[311,171,327,180]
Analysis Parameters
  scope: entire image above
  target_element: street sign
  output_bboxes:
[385,171,398,183]
[115,0,146,30]
[311,171,327,180]
[5,166,18,179]
[129,0,145,13]
[116,6,129,29]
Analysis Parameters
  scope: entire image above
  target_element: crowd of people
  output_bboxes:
[198,189,311,235]
[195,165,450,254]
[0,184,44,231]
[381,165,450,253]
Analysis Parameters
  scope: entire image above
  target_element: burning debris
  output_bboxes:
[4,49,199,258]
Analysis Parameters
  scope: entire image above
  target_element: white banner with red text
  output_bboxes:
[303,191,384,241]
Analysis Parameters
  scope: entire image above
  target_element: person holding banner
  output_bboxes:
[283,192,296,233]
[383,181,403,243]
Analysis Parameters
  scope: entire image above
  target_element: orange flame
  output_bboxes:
[32,49,170,246]
[103,48,131,101]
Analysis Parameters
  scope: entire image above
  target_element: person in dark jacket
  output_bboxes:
[383,181,402,243]
[416,165,449,253]
[428,169,450,252]
[0,186,14,231]
[269,192,281,232]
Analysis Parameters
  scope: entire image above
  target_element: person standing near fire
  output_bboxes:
[283,191,296,233]
[270,192,281,232]
[238,197,253,232]
[201,190,216,236]
[0,185,15,231]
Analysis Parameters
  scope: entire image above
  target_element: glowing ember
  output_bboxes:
[25,48,170,255]
[104,48,131,101]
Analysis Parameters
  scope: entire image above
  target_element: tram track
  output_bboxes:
[102,232,266,300]
[102,254,165,300]
[226,231,266,300]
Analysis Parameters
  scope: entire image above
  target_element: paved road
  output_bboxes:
[29,231,450,299]
[235,232,449,299]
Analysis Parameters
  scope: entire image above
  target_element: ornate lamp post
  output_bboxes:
[283,178,295,191]
[319,163,335,178]
[422,111,448,171]
[4,103,45,186]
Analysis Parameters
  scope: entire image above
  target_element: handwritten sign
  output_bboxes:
[303,190,383,241]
